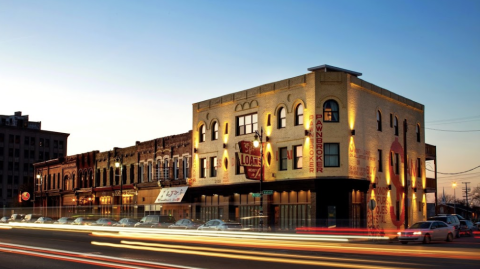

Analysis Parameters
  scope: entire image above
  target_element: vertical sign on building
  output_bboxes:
[316,114,323,173]
[237,141,263,180]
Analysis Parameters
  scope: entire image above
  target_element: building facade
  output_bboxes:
[33,131,192,220]
[0,111,69,208]
[191,65,427,232]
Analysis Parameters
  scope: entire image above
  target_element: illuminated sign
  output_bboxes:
[155,186,188,203]
[237,140,263,180]
[21,192,30,201]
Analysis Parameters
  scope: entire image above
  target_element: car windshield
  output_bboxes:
[429,217,447,222]
[224,223,242,228]
[409,222,431,229]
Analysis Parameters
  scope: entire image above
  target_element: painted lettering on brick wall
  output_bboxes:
[309,115,314,173]
[316,114,323,173]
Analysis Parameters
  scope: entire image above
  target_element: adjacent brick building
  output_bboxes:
[0,111,68,207]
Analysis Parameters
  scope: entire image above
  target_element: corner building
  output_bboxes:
[191,65,426,232]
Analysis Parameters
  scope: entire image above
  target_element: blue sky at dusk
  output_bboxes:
[1,0,479,197]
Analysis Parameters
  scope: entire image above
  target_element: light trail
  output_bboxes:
[0,242,202,269]
[121,240,421,267]
[90,231,480,261]
[92,240,407,269]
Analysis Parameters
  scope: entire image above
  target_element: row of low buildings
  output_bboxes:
[8,64,439,232]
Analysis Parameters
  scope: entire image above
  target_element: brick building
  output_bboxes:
[0,111,68,208]
[191,64,430,231]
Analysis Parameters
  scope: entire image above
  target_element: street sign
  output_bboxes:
[263,190,273,195]
[251,193,261,198]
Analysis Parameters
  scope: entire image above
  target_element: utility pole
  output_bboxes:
[462,182,471,207]
[403,119,408,229]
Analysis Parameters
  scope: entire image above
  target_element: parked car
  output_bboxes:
[90,218,117,226]
[71,217,97,226]
[398,221,455,244]
[428,215,460,238]
[475,222,480,230]
[197,219,243,231]
[459,220,475,236]
[168,219,204,229]
[134,215,176,228]
[22,214,42,223]
[53,217,75,224]
[113,218,138,227]
[8,214,25,223]
[34,217,54,224]
[0,217,9,223]
[438,214,465,220]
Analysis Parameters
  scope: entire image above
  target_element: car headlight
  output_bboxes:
[413,231,422,235]
[397,232,401,235]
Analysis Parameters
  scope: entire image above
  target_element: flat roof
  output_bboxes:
[308,64,362,77]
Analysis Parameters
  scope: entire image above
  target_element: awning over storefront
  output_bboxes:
[155,186,188,203]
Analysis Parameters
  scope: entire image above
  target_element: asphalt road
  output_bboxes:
[0,225,478,269]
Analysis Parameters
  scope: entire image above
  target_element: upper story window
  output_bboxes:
[323,100,339,122]
[394,116,399,136]
[417,158,422,177]
[278,107,286,128]
[236,113,258,136]
[212,122,218,140]
[293,145,303,169]
[395,153,400,174]
[295,104,304,126]
[200,158,207,178]
[210,156,217,177]
[324,143,340,167]
[377,110,382,131]
[199,124,206,142]
[378,149,383,172]
[279,147,288,171]
[416,124,421,142]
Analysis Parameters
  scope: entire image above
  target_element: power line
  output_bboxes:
[426,165,480,175]
[425,127,480,132]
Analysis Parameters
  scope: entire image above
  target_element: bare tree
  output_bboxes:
[469,186,480,207]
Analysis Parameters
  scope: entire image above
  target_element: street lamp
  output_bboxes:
[452,182,457,214]
[36,173,43,216]
[253,127,264,231]
[115,158,123,214]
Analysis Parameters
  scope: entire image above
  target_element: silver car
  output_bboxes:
[398,221,455,244]
[197,219,243,231]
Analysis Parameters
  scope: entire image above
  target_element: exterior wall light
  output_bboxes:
[304,130,311,136]
[223,143,227,149]
[388,184,392,190]
[371,183,377,189]
[351,129,356,136]
[194,148,198,153]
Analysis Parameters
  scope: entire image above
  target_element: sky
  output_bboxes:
[1,0,479,198]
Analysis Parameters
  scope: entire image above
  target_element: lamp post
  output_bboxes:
[452,182,457,214]
[253,127,264,231]
[115,158,123,215]
[36,173,43,216]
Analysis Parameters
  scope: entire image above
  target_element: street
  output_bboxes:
[0,225,478,269]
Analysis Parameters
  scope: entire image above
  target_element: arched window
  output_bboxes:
[102,168,107,186]
[72,174,76,189]
[394,116,399,136]
[323,100,339,122]
[295,104,304,126]
[416,124,421,142]
[199,124,206,142]
[156,160,161,180]
[278,107,286,128]
[212,122,218,140]
[377,110,382,131]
